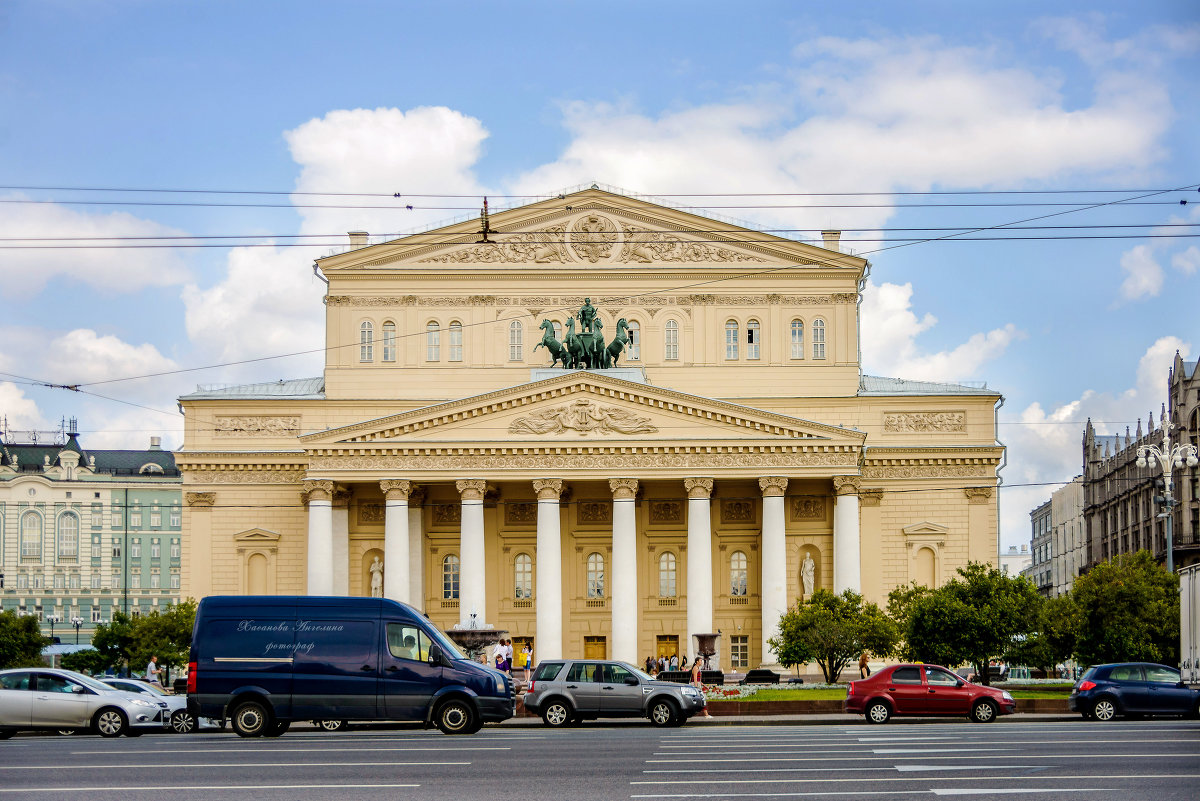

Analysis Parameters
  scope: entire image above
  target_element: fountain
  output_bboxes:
[445,613,508,663]
[694,632,720,670]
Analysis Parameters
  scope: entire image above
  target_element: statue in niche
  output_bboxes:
[801,553,815,598]
[369,556,384,598]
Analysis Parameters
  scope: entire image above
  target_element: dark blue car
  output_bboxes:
[1068,662,1200,721]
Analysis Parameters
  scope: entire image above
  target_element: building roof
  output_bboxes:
[180,377,326,400]
[1,438,178,476]
[858,375,999,397]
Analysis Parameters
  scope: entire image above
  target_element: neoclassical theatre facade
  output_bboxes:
[178,187,1003,668]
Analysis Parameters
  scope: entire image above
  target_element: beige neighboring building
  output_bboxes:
[177,187,1003,669]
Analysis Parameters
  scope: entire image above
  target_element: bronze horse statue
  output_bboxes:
[534,319,571,368]
[563,318,584,369]
[605,318,630,367]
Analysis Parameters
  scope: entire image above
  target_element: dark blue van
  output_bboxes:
[187,596,513,736]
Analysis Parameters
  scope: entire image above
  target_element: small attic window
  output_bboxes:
[140,463,165,474]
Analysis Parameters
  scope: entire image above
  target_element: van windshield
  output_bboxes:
[426,625,465,661]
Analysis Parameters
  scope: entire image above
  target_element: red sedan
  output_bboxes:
[845,663,1016,724]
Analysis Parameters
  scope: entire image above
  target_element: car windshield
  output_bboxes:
[62,671,119,694]
[110,680,167,696]
[619,662,655,682]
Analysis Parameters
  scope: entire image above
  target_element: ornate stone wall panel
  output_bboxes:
[789,497,826,521]
[882,412,967,434]
[214,416,301,437]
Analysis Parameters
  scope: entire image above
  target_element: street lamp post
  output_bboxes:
[71,616,84,645]
[46,614,61,642]
[1136,413,1200,574]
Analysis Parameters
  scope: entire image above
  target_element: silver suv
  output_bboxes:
[523,659,707,727]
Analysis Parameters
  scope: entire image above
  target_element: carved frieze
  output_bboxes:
[790,497,826,520]
[721,499,755,524]
[578,501,612,524]
[649,500,683,523]
[214,416,300,437]
[505,502,537,525]
[508,399,657,436]
[432,504,462,525]
[324,293,852,309]
[311,450,859,472]
[883,411,967,433]
[358,503,384,524]
[187,469,306,484]
[618,225,766,263]
[862,464,996,479]
[570,214,617,262]
[418,226,570,264]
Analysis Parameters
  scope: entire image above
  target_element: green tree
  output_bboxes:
[128,600,197,677]
[0,610,49,668]
[768,589,899,683]
[898,562,1043,685]
[1071,550,1178,666]
[886,582,935,662]
[1003,593,1079,675]
[60,648,110,676]
[91,611,134,674]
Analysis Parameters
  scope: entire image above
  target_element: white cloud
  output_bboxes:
[1172,246,1199,275]
[0,196,191,297]
[1117,244,1165,302]
[0,382,49,431]
[1000,336,1192,547]
[860,279,1020,381]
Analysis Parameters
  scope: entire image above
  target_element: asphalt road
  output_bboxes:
[1,718,1197,800]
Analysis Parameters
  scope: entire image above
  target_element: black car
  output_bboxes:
[1068,662,1200,721]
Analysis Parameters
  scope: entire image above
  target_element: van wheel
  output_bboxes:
[316,720,347,732]
[435,699,476,735]
[970,699,998,723]
[649,699,679,728]
[93,708,128,738]
[264,721,290,737]
[865,700,891,724]
[231,700,272,738]
[541,699,573,728]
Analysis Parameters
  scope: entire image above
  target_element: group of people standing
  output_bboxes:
[645,654,681,674]
[490,639,535,683]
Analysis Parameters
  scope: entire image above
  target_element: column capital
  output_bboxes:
[331,487,352,509]
[608,478,639,500]
[456,479,487,501]
[684,477,714,499]
[380,479,414,501]
[964,486,993,504]
[185,491,215,508]
[533,478,564,501]
[758,476,788,497]
[860,488,884,507]
[301,479,334,504]
[832,475,862,496]
[409,485,427,506]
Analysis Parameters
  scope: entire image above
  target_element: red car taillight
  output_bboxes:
[1078,680,1096,692]
[527,680,535,693]
[847,681,857,696]
[186,661,197,694]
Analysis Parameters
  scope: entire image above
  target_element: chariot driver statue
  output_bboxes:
[577,297,598,334]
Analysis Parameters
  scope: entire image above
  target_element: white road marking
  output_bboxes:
[74,745,508,755]
[0,784,420,793]
[645,753,1187,764]
[873,748,1014,754]
[931,791,1113,796]
[631,774,1200,786]
[0,761,469,770]
[893,765,1043,772]
[632,792,931,798]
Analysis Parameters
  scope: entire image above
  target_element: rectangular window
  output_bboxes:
[150,573,160,589]
[151,540,160,559]
[508,323,523,361]
[170,573,180,590]
[130,510,142,528]
[69,574,80,589]
[111,509,122,528]
[91,606,101,623]
[449,324,463,362]
[664,322,679,361]
[112,570,122,589]
[150,509,161,527]
[790,321,804,359]
[112,540,121,559]
[171,540,180,559]
[54,574,65,589]
[131,540,141,558]
[360,323,374,362]
[812,320,826,360]
[725,324,739,360]
[382,323,396,362]
[730,635,749,669]
[170,508,180,527]
[16,574,27,589]
[426,325,440,361]
[746,323,760,360]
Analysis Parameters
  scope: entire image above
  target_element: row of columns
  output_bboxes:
[304,475,863,665]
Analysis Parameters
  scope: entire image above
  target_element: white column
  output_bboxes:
[833,476,862,593]
[534,479,564,660]
[381,480,412,604]
[759,476,788,665]
[610,478,639,665]
[457,479,488,627]
[331,489,349,596]
[685,477,714,663]
[408,487,425,613]
[304,480,334,596]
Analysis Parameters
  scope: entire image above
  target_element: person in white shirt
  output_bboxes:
[145,655,163,687]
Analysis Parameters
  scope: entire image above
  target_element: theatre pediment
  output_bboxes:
[317,188,862,271]
[301,372,865,450]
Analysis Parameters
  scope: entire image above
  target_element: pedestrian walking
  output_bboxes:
[690,657,711,717]
[145,655,164,687]
[859,652,871,678]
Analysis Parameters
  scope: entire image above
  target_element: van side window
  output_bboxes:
[387,623,431,662]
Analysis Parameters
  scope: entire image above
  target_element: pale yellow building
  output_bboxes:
[177,187,1002,669]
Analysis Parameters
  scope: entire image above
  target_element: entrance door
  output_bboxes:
[584,636,607,660]
[656,636,678,660]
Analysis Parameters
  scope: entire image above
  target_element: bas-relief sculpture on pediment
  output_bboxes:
[508,398,657,436]
[415,213,769,265]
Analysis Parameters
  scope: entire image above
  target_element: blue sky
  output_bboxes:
[1,1,1197,549]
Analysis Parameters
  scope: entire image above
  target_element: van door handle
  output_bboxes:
[386,666,399,672]
[360,665,374,672]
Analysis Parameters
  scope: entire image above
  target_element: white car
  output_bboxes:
[98,677,221,734]
[0,668,171,738]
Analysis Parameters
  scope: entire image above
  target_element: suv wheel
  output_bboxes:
[865,700,891,724]
[649,699,678,728]
[541,699,573,728]
[1091,698,1118,722]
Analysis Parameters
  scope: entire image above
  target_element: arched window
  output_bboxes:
[551,320,562,341]
[914,547,936,587]
[747,319,761,360]
[725,320,739,360]
[382,321,396,362]
[627,320,641,361]
[449,321,463,362]
[509,321,523,361]
[586,552,605,598]
[812,318,826,360]
[21,511,42,560]
[664,319,679,361]
[514,553,533,599]
[247,552,268,595]
[359,321,374,362]
[730,550,748,596]
[790,319,804,359]
[658,552,676,597]
[57,513,79,560]
[426,321,441,361]
[442,554,460,599]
